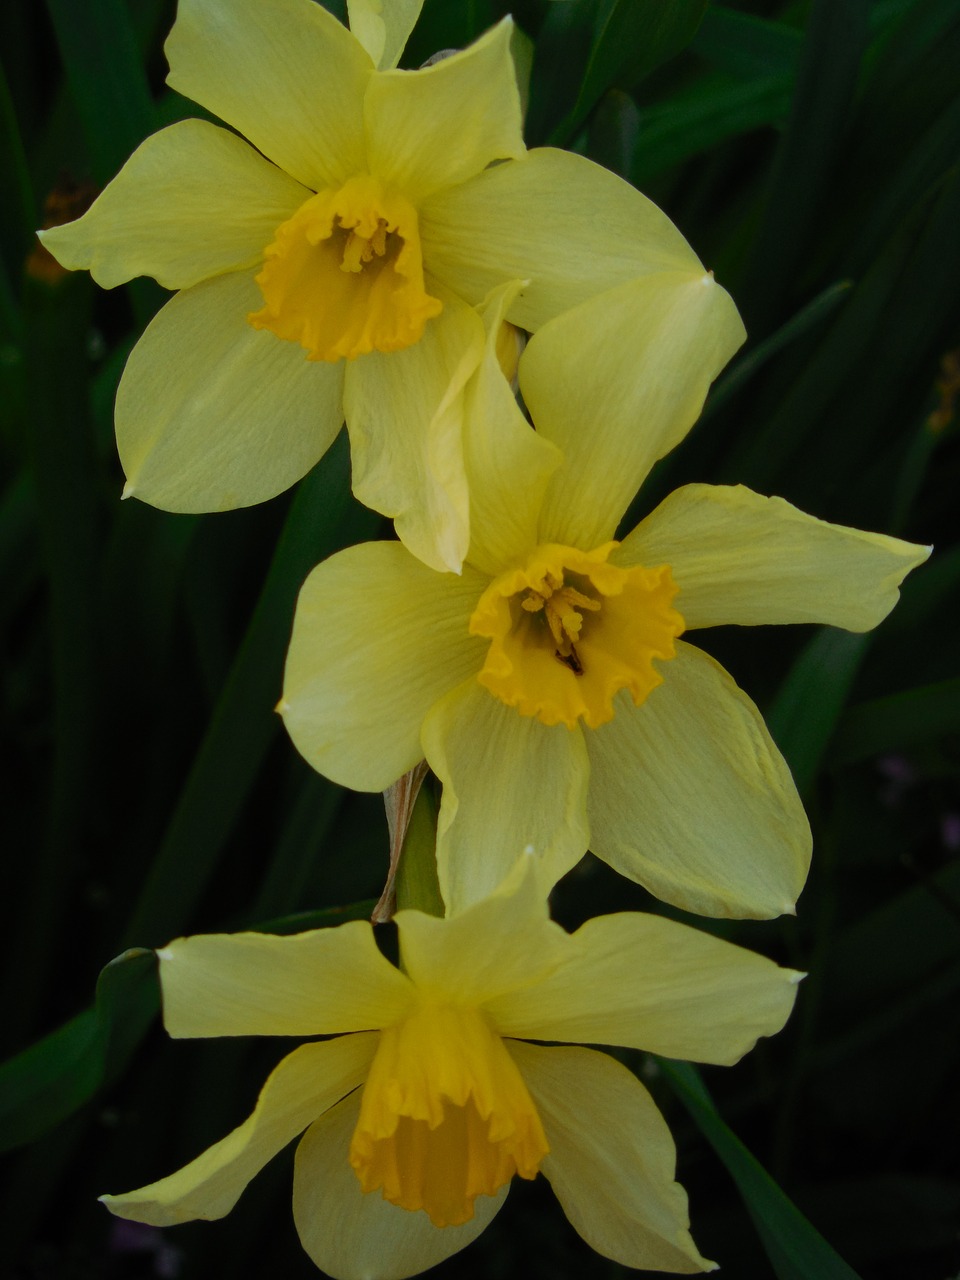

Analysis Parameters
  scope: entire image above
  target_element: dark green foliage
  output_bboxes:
[1,1,958,1277]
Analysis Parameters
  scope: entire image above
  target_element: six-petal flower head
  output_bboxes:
[280,271,931,919]
[99,859,801,1279]
[38,0,707,572]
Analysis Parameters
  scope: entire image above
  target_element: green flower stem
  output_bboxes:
[395,783,445,918]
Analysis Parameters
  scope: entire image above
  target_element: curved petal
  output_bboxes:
[586,642,811,919]
[462,281,562,577]
[489,913,800,1064]
[38,120,309,290]
[617,483,932,631]
[117,269,344,511]
[294,1088,508,1280]
[419,148,702,332]
[521,272,745,548]
[281,542,487,792]
[396,854,569,1007]
[509,1042,713,1274]
[423,678,590,915]
[364,19,524,204]
[347,0,424,70]
[165,0,372,192]
[101,1035,377,1227]
[158,925,413,1039]
[343,289,484,573]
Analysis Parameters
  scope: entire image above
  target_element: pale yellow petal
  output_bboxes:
[38,120,309,290]
[347,0,423,69]
[521,271,745,548]
[101,1035,377,1227]
[419,148,702,332]
[117,270,344,511]
[281,542,487,792]
[294,1088,508,1280]
[364,19,524,204]
[509,1043,713,1274]
[586,642,811,919]
[462,280,562,576]
[165,0,371,191]
[618,483,932,631]
[158,926,413,1039]
[396,854,569,1006]
[490,913,800,1063]
[422,678,590,915]
[343,289,483,573]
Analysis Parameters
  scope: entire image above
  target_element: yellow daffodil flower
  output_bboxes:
[280,271,931,918]
[38,0,704,572]
[99,858,801,1278]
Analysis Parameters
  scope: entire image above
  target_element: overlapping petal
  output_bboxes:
[293,1090,508,1280]
[521,271,746,549]
[165,0,371,191]
[618,483,932,631]
[510,1043,713,1274]
[281,543,487,792]
[343,288,483,573]
[585,643,811,919]
[461,282,562,576]
[420,147,704,333]
[37,121,309,291]
[158,926,413,1039]
[101,1035,376,1227]
[423,679,590,915]
[489,913,801,1063]
[364,19,524,203]
[347,0,424,70]
[116,269,343,510]
[396,855,568,1006]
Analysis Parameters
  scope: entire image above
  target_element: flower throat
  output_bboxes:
[249,174,442,363]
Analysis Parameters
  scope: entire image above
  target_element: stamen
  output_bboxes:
[520,580,602,664]
[249,174,442,362]
[340,218,389,272]
[470,542,685,729]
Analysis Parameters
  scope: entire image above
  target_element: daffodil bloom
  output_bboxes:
[37,0,706,572]
[100,859,802,1279]
[280,271,931,918]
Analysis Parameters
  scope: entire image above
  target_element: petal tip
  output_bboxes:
[120,480,136,501]
[789,970,807,985]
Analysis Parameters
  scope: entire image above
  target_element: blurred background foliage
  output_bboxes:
[1,0,958,1276]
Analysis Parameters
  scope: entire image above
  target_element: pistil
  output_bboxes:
[249,174,442,362]
[470,542,685,729]
[521,574,601,671]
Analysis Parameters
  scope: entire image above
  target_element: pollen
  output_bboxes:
[248,174,442,363]
[470,542,685,729]
[349,1003,548,1227]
